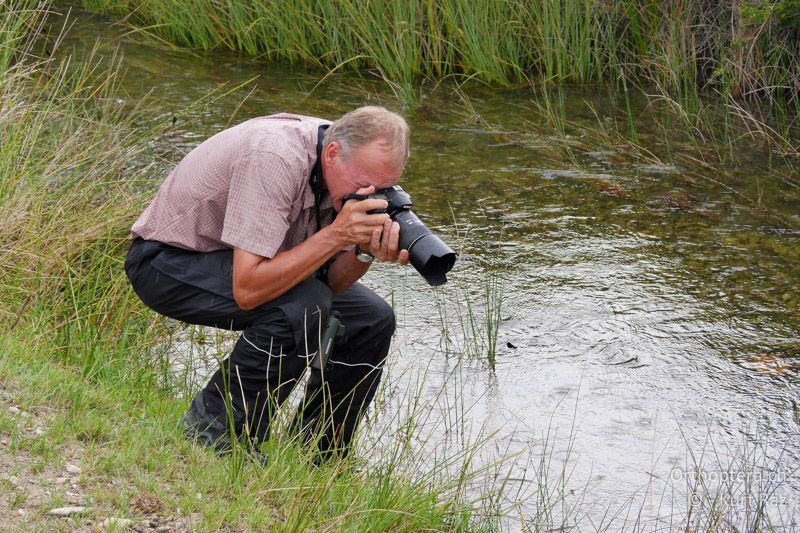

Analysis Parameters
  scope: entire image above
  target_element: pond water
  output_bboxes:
[59,8,799,530]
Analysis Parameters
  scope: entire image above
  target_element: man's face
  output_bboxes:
[323,139,404,210]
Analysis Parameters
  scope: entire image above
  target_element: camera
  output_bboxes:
[344,185,457,286]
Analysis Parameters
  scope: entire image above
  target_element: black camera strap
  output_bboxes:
[341,193,367,203]
[310,124,331,283]
[309,124,330,232]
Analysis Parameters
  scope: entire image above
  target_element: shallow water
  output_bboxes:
[58,8,800,530]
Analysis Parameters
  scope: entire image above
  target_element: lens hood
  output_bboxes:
[395,210,457,286]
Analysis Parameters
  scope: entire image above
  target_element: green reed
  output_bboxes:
[78,0,798,117]
[73,0,799,165]
[0,17,154,378]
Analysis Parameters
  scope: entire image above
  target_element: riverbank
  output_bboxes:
[0,330,477,531]
[0,4,478,530]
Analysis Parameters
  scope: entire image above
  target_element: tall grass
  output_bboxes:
[432,225,510,368]
[79,0,799,110]
[0,6,155,383]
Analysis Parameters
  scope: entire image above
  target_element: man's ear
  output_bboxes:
[324,141,341,166]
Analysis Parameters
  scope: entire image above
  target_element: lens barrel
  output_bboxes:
[394,210,457,286]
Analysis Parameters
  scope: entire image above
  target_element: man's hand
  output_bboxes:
[325,186,409,294]
[329,186,391,248]
[366,218,410,265]
[333,185,409,265]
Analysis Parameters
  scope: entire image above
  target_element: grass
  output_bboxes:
[0,332,480,531]
[432,223,508,368]
[74,0,799,99]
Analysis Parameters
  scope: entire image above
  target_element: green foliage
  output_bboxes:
[78,0,799,110]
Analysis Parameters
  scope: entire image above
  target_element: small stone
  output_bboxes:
[155,527,171,532]
[2,474,19,486]
[65,463,81,475]
[56,477,68,484]
[48,506,86,517]
[33,428,44,436]
[0,438,8,445]
[9,406,20,414]
[17,508,26,516]
[102,517,134,529]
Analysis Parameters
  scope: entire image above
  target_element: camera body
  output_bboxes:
[364,185,414,218]
[347,185,457,286]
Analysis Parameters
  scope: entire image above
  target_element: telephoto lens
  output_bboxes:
[367,186,457,286]
[394,209,457,286]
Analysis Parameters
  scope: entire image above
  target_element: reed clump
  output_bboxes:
[79,0,799,110]
[0,3,154,379]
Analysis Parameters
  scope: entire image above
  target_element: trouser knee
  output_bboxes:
[345,291,395,354]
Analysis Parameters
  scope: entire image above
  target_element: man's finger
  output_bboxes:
[355,185,377,196]
[370,226,382,254]
[398,249,410,265]
[347,198,388,213]
[385,220,399,259]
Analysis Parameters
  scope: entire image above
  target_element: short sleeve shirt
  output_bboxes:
[131,113,334,258]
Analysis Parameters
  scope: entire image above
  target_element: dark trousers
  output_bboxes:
[124,238,395,457]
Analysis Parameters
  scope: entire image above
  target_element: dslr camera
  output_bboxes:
[344,185,457,286]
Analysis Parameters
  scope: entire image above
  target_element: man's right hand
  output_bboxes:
[329,186,390,247]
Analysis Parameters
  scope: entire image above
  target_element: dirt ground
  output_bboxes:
[0,384,196,532]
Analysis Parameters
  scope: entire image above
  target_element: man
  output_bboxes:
[124,106,410,463]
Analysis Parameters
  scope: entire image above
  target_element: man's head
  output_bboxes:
[321,106,410,210]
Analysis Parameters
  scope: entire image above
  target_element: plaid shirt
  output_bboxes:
[131,113,334,258]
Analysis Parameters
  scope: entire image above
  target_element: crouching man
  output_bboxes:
[124,106,410,463]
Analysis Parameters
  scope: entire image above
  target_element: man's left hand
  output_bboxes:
[368,218,410,264]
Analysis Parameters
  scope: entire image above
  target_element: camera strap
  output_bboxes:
[309,124,330,233]
[309,124,331,283]
[341,193,367,203]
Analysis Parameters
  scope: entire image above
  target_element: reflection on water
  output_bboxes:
[58,7,800,529]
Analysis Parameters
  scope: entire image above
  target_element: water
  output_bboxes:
[58,8,800,530]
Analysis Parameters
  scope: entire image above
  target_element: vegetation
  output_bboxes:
[77,0,799,109]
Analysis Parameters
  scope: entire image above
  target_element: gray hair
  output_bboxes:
[324,106,410,168]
